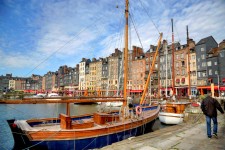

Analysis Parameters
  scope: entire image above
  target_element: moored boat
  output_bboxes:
[159,102,190,124]
[8,105,159,149]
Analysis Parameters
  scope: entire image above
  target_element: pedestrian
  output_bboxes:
[201,92,224,139]
[224,101,225,111]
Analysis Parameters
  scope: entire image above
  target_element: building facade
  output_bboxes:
[196,36,218,94]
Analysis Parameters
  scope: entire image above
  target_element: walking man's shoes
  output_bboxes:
[213,133,218,139]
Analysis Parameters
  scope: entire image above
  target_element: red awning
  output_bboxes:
[197,86,219,90]
[176,79,180,83]
[130,90,143,93]
[181,78,185,82]
[220,87,225,91]
[222,78,225,82]
[208,78,212,81]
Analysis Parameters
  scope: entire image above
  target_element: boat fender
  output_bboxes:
[12,123,17,128]
[136,106,142,115]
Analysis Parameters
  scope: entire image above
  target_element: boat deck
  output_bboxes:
[15,107,159,132]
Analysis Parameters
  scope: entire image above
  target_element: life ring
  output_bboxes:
[136,106,142,115]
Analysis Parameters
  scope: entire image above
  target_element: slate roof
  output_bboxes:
[196,36,217,46]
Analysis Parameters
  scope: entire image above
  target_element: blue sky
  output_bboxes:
[0,0,225,77]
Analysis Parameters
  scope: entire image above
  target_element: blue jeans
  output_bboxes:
[206,116,218,137]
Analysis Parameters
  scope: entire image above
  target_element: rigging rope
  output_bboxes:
[174,22,181,42]
[24,14,105,77]
[137,0,160,34]
[129,13,144,51]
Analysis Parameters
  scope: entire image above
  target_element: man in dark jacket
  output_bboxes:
[201,93,224,139]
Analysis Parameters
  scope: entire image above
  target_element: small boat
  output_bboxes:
[159,102,190,124]
[106,101,123,107]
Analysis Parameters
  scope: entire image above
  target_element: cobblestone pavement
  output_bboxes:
[101,113,225,150]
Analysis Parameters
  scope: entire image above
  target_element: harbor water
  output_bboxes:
[0,103,165,150]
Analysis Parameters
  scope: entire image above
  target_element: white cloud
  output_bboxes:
[1,0,225,76]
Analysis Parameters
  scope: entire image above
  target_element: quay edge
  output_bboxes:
[100,113,225,150]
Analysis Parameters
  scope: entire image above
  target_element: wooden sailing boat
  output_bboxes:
[158,19,190,125]
[7,1,161,149]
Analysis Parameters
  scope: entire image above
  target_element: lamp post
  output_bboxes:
[218,74,220,97]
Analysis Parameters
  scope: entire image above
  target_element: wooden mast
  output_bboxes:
[157,44,161,99]
[123,0,129,106]
[66,103,70,116]
[187,25,191,97]
[140,33,163,105]
[171,18,176,96]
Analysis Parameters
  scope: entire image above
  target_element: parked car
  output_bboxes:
[36,93,47,98]
[48,93,60,97]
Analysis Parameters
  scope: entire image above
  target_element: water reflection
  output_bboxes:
[0,103,164,149]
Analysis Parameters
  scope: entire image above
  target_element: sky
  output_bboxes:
[0,0,225,77]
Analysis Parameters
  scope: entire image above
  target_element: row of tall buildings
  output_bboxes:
[1,36,225,97]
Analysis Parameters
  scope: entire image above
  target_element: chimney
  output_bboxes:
[219,39,225,50]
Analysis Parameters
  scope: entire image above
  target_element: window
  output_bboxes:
[193,62,196,67]
[198,58,200,62]
[198,72,201,77]
[207,61,212,66]
[201,48,204,51]
[202,72,206,77]
[176,62,179,67]
[193,71,196,76]
[182,69,185,75]
[209,69,212,75]
[215,71,218,75]
[198,65,200,69]
[214,62,217,65]
[208,78,213,84]
[182,61,185,67]
[220,52,224,57]
[192,55,196,60]
[176,55,179,59]
[181,53,184,59]
[202,62,206,67]
[201,54,205,59]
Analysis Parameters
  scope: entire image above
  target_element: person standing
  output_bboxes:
[201,93,224,139]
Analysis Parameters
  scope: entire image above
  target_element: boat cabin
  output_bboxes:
[163,103,190,114]
[59,112,120,129]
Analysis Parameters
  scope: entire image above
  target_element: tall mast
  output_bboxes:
[171,18,176,96]
[140,33,163,105]
[187,25,191,97]
[123,0,129,106]
[165,44,168,97]
[157,46,161,98]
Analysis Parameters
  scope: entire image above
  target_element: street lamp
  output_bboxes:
[218,74,220,97]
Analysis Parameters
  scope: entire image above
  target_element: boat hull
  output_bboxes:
[8,106,159,150]
[8,119,156,150]
[159,112,184,124]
